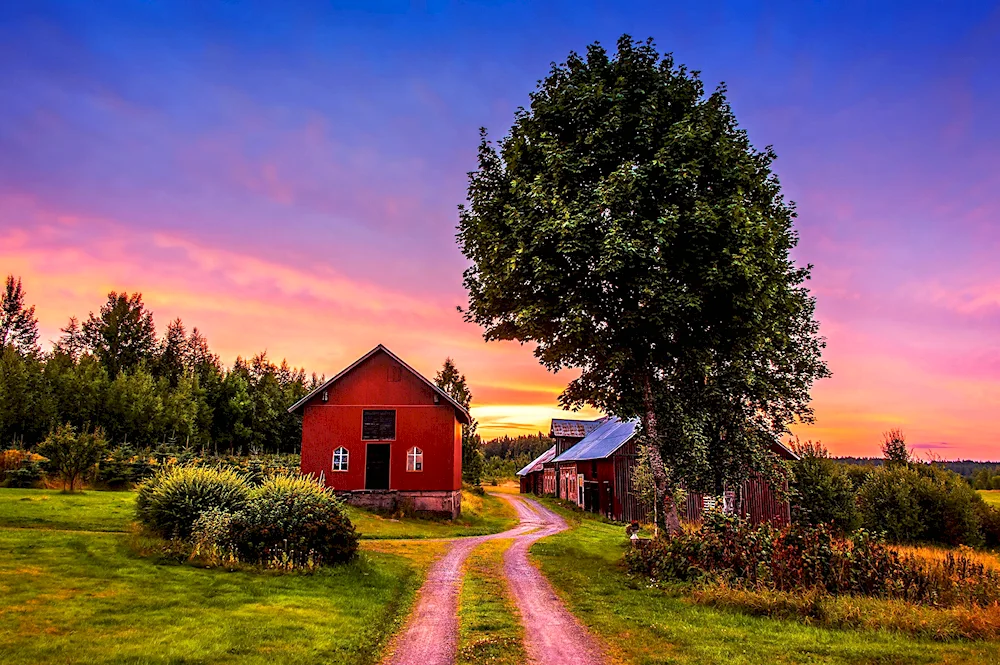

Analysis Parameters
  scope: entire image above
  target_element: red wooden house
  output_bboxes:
[288,344,470,518]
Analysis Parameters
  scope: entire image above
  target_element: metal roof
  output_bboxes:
[515,445,557,477]
[552,418,640,462]
[286,344,471,424]
[551,418,604,438]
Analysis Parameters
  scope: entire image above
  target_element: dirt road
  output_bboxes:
[382,493,604,665]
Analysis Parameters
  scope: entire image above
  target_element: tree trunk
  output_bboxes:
[642,375,681,536]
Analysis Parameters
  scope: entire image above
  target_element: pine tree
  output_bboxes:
[82,292,158,377]
[0,276,40,354]
[434,358,484,485]
[54,316,86,361]
[157,318,188,386]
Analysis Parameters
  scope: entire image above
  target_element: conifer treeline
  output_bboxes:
[0,276,319,453]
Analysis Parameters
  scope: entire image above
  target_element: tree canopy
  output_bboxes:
[0,280,316,454]
[458,35,829,527]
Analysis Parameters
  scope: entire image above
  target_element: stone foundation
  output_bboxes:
[339,489,462,519]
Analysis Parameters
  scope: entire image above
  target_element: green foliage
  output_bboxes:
[136,465,251,539]
[82,291,158,377]
[0,279,313,455]
[238,475,359,566]
[789,439,859,532]
[625,515,1000,608]
[882,427,910,465]
[4,462,43,488]
[857,464,984,547]
[434,358,484,484]
[38,423,107,491]
[0,275,39,354]
[457,35,829,516]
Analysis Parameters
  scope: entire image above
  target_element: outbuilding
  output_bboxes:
[288,344,470,518]
[532,415,798,526]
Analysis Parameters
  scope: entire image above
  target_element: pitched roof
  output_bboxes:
[286,344,471,424]
[553,418,640,462]
[551,418,605,438]
[770,439,800,461]
[516,445,557,477]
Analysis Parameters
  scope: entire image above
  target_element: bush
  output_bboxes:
[5,461,43,488]
[136,465,251,539]
[789,440,859,532]
[238,475,358,567]
[37,424,107,491]
[624,516,1000,608]
[857,464,983,546]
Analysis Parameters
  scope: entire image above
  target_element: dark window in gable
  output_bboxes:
[362,410,396,440]
[387,365,402,382]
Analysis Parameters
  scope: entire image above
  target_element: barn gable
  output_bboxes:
[287,344,471,424]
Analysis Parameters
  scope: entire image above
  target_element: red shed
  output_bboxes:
[538,416,798,526]
[288,344,470,518]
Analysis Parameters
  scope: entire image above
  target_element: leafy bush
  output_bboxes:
[857,464,983,546]
[625,515,1000,608]
[136,465,251,539]
[789,440,859,532]
[238,475,358,567]
[37,424,107,491]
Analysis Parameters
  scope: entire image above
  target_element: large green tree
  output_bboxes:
[458,36,828,530]
[82,291,157,377]
[434,358,484,485]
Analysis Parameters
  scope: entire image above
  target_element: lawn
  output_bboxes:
[0,487,499,665]
[978,490,1000,507]
[343,489,517,539]
[0,488,136,532]
[530,501,1000,665]
[0,527,424,665]
[0,487,517,539]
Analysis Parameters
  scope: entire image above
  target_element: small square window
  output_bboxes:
[362,410,396,440]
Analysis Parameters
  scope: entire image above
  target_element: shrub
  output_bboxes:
[239,475,358,567]
[5,461,43,488]
[37,424,107,491]
[789,439,859,532]
[624,518,1000,608]
[857,464,983,546]
[136,465,251,539]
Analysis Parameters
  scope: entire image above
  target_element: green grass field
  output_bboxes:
[0,486,513,665]
[0,487,517,539]
[978,490,1000,507]
[344,489,517,539]
[456,538,525,665]
[530,500,1000,665]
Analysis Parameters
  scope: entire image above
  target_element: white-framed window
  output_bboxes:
[332,446,349,472]
[407,447,423,472]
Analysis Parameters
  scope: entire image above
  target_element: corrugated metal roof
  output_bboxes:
[551,418,604,438]
[552,418,640,462]
[515,445,557,476]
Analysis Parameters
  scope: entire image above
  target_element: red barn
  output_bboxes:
[288,344,470,518]
[531,416,798,526]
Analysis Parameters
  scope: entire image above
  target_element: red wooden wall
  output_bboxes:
[299,350,462,492]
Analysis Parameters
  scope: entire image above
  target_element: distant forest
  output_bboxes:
[1,276,318,454]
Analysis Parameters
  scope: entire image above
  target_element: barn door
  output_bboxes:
[365,444,390,490]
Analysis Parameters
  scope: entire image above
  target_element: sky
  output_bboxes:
[0,1,998,458]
